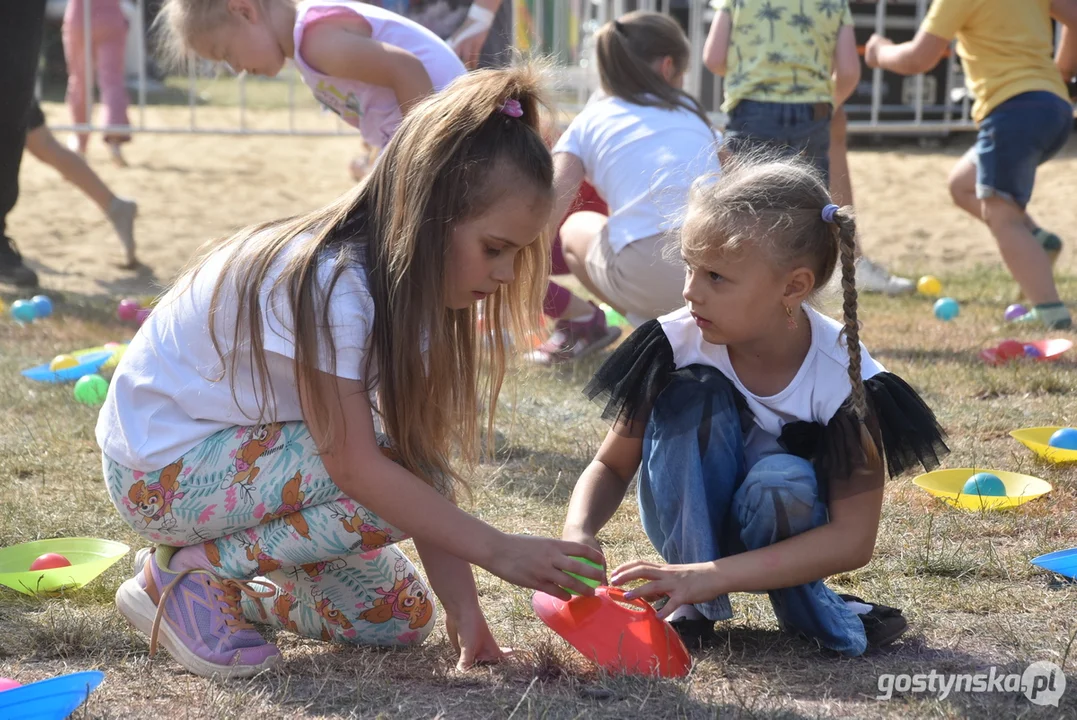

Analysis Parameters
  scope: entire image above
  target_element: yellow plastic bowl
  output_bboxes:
[73,344,127,372]
[1010,427,1077,464]
[912,468,1052,511]
[0,538,129,596]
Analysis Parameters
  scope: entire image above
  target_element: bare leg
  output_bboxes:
[560,211,618,311]
[26,125,112,211]
[831,109,913,295]
[26,124,137,267]
[981,197,1060,305]
[948,154,1043,231]
[828,107,854,209]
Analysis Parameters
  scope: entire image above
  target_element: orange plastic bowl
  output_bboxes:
[532,586,691,678]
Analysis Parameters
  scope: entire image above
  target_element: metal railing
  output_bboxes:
[43,0,1017,139]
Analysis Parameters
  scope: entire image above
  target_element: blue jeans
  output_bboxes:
[970,91,1073,208]
[723,100,832,184]
[637,366,868,656]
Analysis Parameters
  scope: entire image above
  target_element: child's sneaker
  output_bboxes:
[669,617,719,651]
[528,302,621,365]
[115,545,280,678]
[838,594,907,649]
[856,257,915,295]
[1014,303,1073,331]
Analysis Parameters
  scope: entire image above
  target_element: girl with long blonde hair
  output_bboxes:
[97,66,603,679]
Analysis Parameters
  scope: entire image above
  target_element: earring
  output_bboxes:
[785,304,798,330]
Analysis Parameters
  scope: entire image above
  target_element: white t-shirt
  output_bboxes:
[552,96,721,253]
[659,305,885,466]
[96,234,376,472]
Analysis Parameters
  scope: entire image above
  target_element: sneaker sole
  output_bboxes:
[115,577,279,679]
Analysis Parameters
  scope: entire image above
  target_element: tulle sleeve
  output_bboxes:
[583,320,677,433]
[780,372,949,502]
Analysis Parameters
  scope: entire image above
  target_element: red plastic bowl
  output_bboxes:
[532,586,691,677]
[980,338,1072,366]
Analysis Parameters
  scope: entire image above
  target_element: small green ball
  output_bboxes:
[73,374,109,406]
[563,556,604,596]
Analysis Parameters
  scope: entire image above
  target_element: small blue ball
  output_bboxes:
[1048,428,1077,451]
[962,472,1007,497]
[1023,344,1042,358]
[10,299,36,324]
[933,297,960,321]
[30,294,52,319]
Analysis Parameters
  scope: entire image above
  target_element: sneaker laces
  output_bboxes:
[148,569,276,658]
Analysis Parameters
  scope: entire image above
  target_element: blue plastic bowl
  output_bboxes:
[0,671,104,720]
[1031,548,1077,580]
[21,350,113,384]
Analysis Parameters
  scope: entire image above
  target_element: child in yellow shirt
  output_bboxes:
[867,0,1076,330]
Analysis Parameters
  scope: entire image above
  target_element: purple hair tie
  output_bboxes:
[500,98,523,118]
[821,204,839,223]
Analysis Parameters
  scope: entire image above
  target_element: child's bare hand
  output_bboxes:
[486,535,605,600]
[609,560,721,619]
[864,34,892,69]
[560,529,606,572]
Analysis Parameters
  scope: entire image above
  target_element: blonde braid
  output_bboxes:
[834,208,882,470]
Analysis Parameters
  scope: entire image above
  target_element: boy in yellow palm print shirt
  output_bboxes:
[706,0,859,185]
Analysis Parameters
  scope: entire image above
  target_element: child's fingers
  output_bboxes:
[608,561,662,585]
[557,540,605,567]
[559,556,604,583]
[622,579,671,604]
[536,579,573,601]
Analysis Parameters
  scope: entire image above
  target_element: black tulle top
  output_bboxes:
[585,318,950,502]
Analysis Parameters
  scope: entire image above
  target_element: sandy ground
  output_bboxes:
[7,102,1077,299]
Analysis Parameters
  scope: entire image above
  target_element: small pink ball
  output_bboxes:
[0,677,21,692]
[117,298,141,322]
[135,308,151,326]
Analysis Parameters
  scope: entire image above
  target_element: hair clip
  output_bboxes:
[821,204,839,223]
[499,98,523,118]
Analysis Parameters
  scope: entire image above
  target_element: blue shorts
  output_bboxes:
[724,100,832,185]
[968,91,1073,208]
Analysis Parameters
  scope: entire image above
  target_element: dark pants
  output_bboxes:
[0,0,47,238]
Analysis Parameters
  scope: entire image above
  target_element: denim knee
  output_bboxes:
[733,454,826,544]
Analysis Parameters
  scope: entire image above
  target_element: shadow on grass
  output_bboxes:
[704,627,1076,715]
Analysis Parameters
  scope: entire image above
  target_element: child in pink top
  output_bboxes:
[159,0,466,151]
[63,0,132,166]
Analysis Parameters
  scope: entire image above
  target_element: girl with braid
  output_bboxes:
[559,154,949,655]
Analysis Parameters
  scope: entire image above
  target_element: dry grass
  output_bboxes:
[2,266,1076,719]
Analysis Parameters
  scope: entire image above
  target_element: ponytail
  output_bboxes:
[594,11,713,133]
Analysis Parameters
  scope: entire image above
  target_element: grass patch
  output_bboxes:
[1,265,1076,718]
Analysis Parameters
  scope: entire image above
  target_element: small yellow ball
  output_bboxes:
[917,275,942,296]
[49,354,79,371]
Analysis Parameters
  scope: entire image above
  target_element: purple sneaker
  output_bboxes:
[116,545,281,678]
[528,302,621,366]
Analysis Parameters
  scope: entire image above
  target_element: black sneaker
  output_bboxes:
[0,236,39,288]
[839,594,908,648]
[669,617,719,651]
